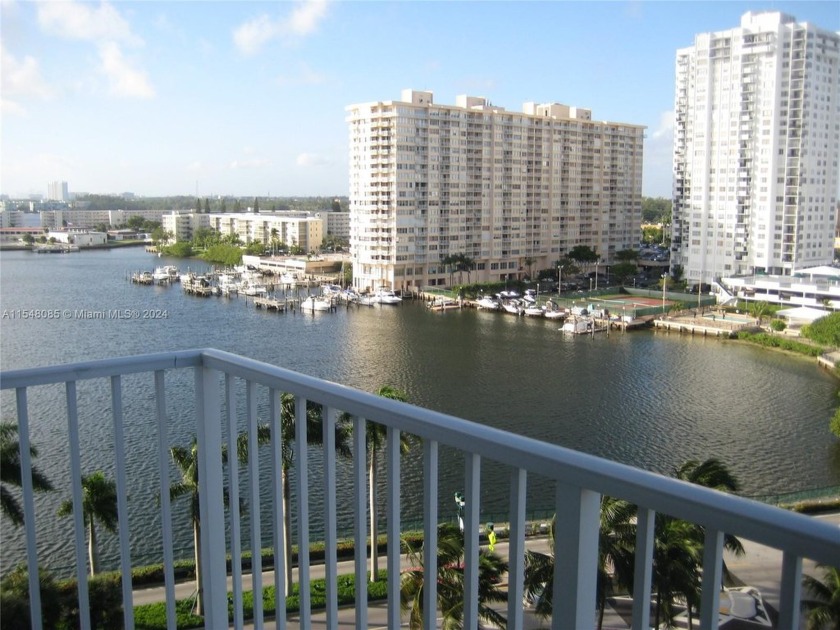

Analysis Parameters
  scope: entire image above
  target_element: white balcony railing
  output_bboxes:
[2,348,839,629]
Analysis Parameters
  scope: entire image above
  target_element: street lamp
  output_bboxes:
[558,265,562,298]
[595,261,599,291]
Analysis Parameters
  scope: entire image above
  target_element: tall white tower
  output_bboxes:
[672,12,840,283]
[47,181,69,202]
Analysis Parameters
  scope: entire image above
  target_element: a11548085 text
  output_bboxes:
[1,309,169,320]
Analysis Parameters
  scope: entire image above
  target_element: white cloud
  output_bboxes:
[233,14,276,56]
[1,44,53,115]
[643,110,675,197]
[650,110,674,140]
[1,44,52,98]
[287,0,329,37]
[36,0,154,99]
[229,158,271,170]
[296,153,329,167]
[37,0,142,46]
[98,42,154,98]
[233,0,331,56]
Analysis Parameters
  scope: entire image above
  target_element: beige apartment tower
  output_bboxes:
[347,90,645,293]
[672,12,840,284]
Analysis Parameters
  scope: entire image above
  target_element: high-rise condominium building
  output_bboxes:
[47,181,69,202]
[347,90,644,294]
[672,12,840,284]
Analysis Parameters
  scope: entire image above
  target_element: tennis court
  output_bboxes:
[556,293,675,315]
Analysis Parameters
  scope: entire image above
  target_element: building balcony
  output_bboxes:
[2,349,838,629]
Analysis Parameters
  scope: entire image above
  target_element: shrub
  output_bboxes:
[0,566,63,630]
[770,319,787,332]
[58,572,124,629]
[736,332,824,356]
[801,312,840,346]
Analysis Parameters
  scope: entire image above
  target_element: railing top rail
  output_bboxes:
[0,350,203,389]
[3,348,839,566]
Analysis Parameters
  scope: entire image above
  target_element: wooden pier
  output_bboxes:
[252,296,292,312]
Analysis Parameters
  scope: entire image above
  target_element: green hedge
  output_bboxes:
[736,332,825,356]
[133,572,389,630]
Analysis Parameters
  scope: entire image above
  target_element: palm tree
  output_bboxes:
[523,517,556,618]
[0,422,53,526]
[651,458,744,627]
[366,385,412,582]
[57,471,118,576]
[168,439,205,613]
[597,497,636,629]
[401,522,508,629]
[802,564,840,629]
[272,393,352,594]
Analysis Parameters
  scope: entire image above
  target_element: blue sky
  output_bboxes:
[2,0,838,200]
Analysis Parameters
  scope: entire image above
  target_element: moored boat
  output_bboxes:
[372,288,402,304]
[476,295,501,310]
[301,295,333,312]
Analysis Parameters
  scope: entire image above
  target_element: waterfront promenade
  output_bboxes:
[131,512,838,629]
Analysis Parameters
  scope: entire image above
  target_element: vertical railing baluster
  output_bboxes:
[463,453,480,630]
[422,439,439,630]
[386,425,401,629]
[632,507,655,630]
[154,370,177,630]
[15,387,42,630]
[225,375,244,630]
[552,483,600,630]
[322,406,338,628]
[194,365,227,627]
[777,552,803,630]
[295,395,311,626]
[353,415,368,629]
[246,380,263,627]
[66,380,92,630]
[507,468,527,630]
[699,528,723,630]
[270,388,286,630]
[110,375,134,629]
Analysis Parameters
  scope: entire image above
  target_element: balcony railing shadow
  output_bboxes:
[2,348,838,629]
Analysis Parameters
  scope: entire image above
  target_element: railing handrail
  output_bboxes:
[3,347,839,568]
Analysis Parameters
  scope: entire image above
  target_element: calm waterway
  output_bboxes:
[1,246,838,575]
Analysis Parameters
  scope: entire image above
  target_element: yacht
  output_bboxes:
[372,288,402,305]
[476,296,501,310]
[301,295,333,312]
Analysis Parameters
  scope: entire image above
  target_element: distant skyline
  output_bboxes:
[2,0,838,200]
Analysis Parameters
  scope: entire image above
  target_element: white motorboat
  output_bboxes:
[279,273,297,286]
[301,295,333,312]
[562,317,593,334]
[476,296,501,310]
[523,304,545,317]
[152,265,178,284]
[502,299,524,315]
[372,288,402,304]
[240,279,267,296]
[544,306,567,320]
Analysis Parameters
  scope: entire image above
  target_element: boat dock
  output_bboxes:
[654,312,760,337]
[252,296,294,312]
